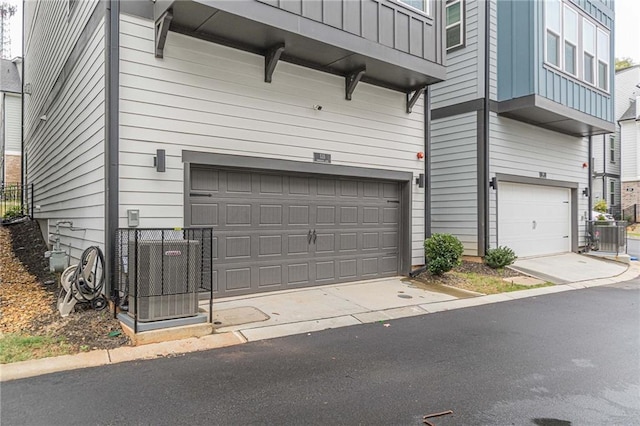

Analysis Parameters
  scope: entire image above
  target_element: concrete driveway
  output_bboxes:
[511,252,628,284]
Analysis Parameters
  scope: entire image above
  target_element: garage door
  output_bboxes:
[188,166,401,297]
[498,182,571,258]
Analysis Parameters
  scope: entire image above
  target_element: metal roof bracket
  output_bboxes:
[345,68,366,101]
[155,10,173,58]
[264,44,285,83]
[406,87,426,113]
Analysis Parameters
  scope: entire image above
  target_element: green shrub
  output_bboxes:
[593,199,607,213]
[484,246,517,269]
[2,205,23,220]
[424,233,464,275]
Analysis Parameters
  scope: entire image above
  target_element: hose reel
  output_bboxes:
[57,246,106,317]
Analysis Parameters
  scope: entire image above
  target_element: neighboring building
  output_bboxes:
[1,57,22,186]
[591,130,620,219]
[428,0,614,258]
[24,0,446,297]
[617,65,640,221]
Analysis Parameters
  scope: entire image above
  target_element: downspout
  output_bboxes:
[20,0,25,206]
[585,135,593,220]
[481,0,491,256]
[424,86,431,239]
[105,0,119,298]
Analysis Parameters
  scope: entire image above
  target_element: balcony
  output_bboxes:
[153,0,446,96]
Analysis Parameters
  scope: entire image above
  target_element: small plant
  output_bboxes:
[484,246,517,269]
[593,199,607,213]
[2,205,23,220]
[424,233,464,275]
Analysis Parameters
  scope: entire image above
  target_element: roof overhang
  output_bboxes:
[496,95,615,137]
[154,0,446,94]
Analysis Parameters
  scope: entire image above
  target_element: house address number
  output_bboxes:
[314,153,331,164]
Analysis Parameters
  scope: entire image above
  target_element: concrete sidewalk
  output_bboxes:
[2,260,639,382]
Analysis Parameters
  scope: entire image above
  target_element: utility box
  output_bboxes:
[47,250,68,273]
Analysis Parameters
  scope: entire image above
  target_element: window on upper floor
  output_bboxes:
[609,180,615,206]
[597,29,609,91]
[544,1,610,92]
[609,135,615,163]
[545,0,561,67]
[399,0,429,15]
[446,0,464,51]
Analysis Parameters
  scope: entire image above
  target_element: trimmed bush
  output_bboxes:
[593,199,607,213]
[2,205,23,220]
[484,246,517,269]
[424,233,464,275]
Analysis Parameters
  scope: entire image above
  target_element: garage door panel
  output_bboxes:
[189,167,401,297]
[498,182,571,258]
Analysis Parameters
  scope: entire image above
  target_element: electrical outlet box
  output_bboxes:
[127,209,140,227]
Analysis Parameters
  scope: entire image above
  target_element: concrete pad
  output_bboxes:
[212,306,269,328]
[323,278,457,311]
[239,316,362,341]
[502,276,546,286]
[211,288,368,333]
[120,322,213,346]
[512,253,627,284]
[0,350,110,382]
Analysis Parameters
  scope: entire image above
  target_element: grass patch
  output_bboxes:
[0,334,74,364]
[451,272,554,295]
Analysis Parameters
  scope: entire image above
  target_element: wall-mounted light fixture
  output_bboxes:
[489,177,497,189]
[415,173,425,188]
[154,149,166,172]
[582,187,590,197]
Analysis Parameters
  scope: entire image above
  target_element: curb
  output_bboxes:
[2,264,638,382]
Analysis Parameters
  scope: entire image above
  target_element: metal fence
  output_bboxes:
[622,204,638,225]
[113,228,214,333]
[585,220,627,255]
[0,183,33,220]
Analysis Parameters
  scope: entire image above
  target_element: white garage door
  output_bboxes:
[498,182,571,258]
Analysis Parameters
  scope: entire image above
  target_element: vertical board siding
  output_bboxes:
[119,14,427,265]
[430,0,480,109]
[23,11,106,262]
[23,0,99,138]
[256,0,440,63]
[430,112,478,255]
[620,121,639,180]
[488,113,589,247]
[3,94,21,153]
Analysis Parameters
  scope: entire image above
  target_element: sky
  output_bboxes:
[3,0,640,63]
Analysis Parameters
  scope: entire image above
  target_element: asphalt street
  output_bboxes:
[2,280,639,425]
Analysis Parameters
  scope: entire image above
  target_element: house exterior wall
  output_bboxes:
[430,112,478,255]
[621,120,640,182]
[23,0,105,261]
[119,14,427,265]
[3,94,21,154]
[488,113,589,247]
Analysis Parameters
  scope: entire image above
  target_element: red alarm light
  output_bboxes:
[417,152,425,159]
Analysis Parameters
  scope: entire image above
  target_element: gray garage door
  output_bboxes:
[187,166,401,297]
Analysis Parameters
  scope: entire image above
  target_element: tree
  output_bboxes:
[615,57,636,71]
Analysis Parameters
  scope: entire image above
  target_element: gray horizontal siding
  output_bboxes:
[430,112,478,255]
[430,0,480,109]
[24,14,106,262]
[119,13,427,265]
[3,94,21,153]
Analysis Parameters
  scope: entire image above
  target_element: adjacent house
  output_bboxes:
[1,57,22,186]
[617,65,640,221]
[23,0,446,297]
[428,0,614,258]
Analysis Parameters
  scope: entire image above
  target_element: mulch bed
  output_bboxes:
[0,218,129,351]
[415,259,521,288]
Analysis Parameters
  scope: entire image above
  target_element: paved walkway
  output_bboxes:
[512,253,628,284]
[2,258,639,382]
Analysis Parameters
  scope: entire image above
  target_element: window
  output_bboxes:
[609,136,615,163]
[545,0,561,67]
[446,0,464,51]
[399,0,429,14]
[563,6,578,75]
[597,29,609,91]
[583,20,596,84]
[609,181,615,206]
